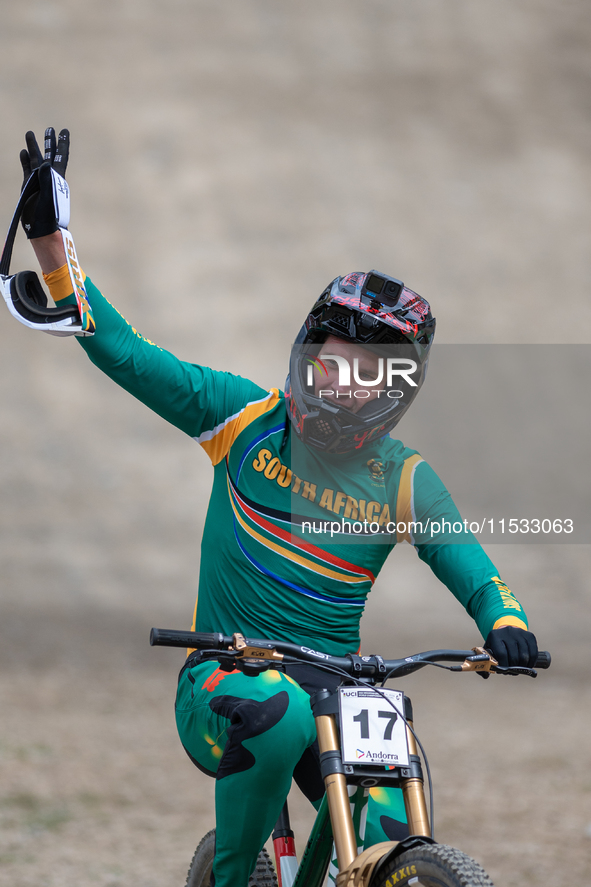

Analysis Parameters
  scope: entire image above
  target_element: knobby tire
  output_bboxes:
[186,829,277,887]
[370,843,494,887]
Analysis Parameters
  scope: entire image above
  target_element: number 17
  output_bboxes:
[352,709,398,740]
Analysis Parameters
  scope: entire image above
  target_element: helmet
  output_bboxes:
[286,270,435,453]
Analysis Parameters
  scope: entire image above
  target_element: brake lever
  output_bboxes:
[210,650,283,677]
[492,665,538,678]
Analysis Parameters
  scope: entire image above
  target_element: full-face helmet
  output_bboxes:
[286,270,435,453]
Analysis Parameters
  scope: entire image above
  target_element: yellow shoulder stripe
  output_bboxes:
[198,389,281,465]
[396,453,424,543]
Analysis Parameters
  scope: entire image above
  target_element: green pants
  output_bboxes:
[175,660,408,887]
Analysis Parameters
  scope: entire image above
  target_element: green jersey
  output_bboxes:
[70,278,528,655]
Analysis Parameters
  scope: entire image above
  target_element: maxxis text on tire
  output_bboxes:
[370,843,494,887]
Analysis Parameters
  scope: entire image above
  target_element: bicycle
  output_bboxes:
[150,627,551,887]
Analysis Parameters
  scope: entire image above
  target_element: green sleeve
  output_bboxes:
[73,277,268,440]
[410,461,529,638]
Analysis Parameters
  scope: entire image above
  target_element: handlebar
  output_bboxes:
[531,650,551,669]
[149,628,551,679]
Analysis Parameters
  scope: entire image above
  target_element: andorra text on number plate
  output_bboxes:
[339,687,409,767]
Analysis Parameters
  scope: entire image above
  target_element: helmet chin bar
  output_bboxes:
[299,395,409,454]
[0,168,95,336]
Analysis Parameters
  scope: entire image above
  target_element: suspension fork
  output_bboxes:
[311,689,431,874]
[314,710,358,870]
[400,719,431,837]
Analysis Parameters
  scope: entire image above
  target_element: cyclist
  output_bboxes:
[17,129,538,887]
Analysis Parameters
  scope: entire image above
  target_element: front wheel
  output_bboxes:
[186,829,277,887]
[370,843,494,887]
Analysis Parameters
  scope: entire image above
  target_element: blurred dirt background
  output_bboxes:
[0,1,590,885]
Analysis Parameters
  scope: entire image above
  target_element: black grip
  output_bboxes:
[535,651,551,669]
[150,628,223,649]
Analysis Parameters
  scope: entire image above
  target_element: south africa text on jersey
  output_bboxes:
[252,448,392,527]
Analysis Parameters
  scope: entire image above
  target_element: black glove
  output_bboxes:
[19,127,70,238]
[484,626,538,668]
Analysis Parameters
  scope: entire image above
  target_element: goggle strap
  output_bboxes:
[0,171,41,276]
[59,228,95,335]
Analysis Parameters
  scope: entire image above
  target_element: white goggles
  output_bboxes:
[0,169,95,337]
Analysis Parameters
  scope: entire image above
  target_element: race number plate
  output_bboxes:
[339,687,409,767]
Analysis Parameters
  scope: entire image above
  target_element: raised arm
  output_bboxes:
[19,128,271,452]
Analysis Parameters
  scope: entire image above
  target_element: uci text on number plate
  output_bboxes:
[339,687,410,767]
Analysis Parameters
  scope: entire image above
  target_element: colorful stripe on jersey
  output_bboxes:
[235,420,287,482]
[194,389,282,465]
[231,520,366,607]
[226,461,372,606]
[395,454,424,544]
[227,466,375,583]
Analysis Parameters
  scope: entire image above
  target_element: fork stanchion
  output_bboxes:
[400,721,431,837]
[315,713,358,871]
